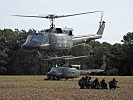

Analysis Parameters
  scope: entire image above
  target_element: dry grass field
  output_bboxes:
[0,75,133,100]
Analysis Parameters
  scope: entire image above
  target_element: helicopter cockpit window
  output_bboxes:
[69,31,72,36]
[26,35,32,43]
[51,67,57,72]
[57,67,65,73]
[31,34,43,43]
[43,34,49,44]
[56,28,62,33]
[45,28,62,33]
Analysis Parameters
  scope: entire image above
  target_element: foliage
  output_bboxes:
[106,68,119,76]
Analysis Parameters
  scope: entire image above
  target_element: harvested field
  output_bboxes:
[0,76,133,100]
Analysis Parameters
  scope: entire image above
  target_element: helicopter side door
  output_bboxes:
[69,68,80,78]
[56,34,73,49]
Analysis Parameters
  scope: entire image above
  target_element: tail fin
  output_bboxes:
[97,21,105,35]
[100,55,106,70]
[97,12,105,35]
[100,62,106,70]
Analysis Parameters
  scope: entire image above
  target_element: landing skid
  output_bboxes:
[34,49,88,61]
[42,55,88,61]
[35,49,72,59]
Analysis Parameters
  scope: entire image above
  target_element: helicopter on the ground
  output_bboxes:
[46,61,106,80]
[46,55,106,80]
[13,11,105,59]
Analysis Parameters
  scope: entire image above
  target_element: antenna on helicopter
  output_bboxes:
[12,11,102,28]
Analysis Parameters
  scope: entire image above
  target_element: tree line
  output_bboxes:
[0,29,133,75]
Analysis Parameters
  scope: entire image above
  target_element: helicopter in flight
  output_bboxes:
[13,11,105,59]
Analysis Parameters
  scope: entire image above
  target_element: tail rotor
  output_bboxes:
[99,11,104,26]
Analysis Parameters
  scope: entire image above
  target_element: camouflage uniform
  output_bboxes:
[92,78,100,89]
[109,78,119,89]
[100,79,108,89]
[78,77,86,89]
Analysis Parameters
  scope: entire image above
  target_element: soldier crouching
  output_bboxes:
[78,76,86,89]
[78,77,119,90]
[78,77,101,89]
[108,78,119,89]
[78,76,92,89]
[100,79,108,89]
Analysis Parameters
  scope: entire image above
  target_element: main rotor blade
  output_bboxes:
[13,11,102,19]
[12,15,47,18]
[57,11,102,18]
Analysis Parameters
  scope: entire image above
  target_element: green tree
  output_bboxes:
[120,32,133,75]
[88,41,106,69]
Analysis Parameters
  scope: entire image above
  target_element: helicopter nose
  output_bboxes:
[47,72,52,76]
[21,43,40,51]
[47,72,56,76]
[47,72,63,77]
[21,42,50,52]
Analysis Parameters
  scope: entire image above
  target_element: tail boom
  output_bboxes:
[73,21,105,45]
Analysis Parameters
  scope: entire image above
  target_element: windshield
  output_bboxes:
[43,34,49,44]
[51,67,65,73]
[31,34,43,43]
[26,34,43,43]
[26,35,32,43]
[51,67,57,73]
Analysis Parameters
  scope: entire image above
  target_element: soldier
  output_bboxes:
[92,78,100,89]
[86,75,89,79]
[88,76,91,83]
[78,76,86,89]
[100,79,108,89]
[85,76,92,89]
[108,78,119,89]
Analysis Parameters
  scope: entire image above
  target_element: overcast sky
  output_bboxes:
[0,0,133,44]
